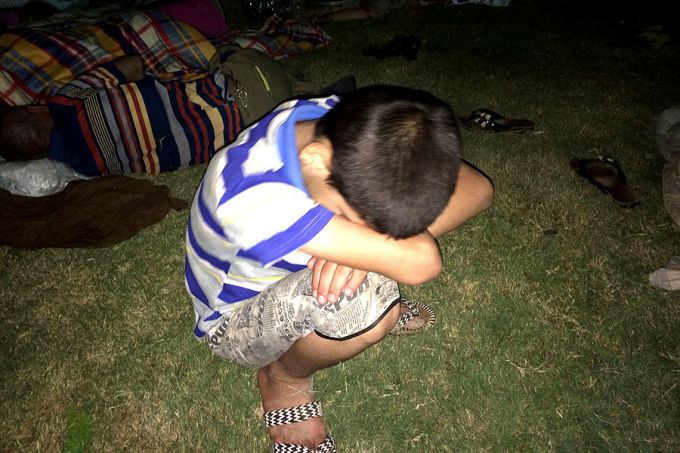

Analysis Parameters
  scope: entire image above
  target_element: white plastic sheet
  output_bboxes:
[0,158,90,197]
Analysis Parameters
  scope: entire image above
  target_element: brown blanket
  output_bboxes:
[0,175,187,249]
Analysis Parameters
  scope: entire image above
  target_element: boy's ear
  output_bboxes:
[299,139,332,173]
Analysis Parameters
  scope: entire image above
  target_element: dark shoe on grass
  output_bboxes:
[570,156,640,208]
[462,108,535,133]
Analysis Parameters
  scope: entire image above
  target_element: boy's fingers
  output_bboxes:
[309,259,362,304]
[310,257,326,298]
[327,265,353,302]
[315,260,339,304]
[343,270,368,296]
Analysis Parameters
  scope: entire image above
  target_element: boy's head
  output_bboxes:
[315,85,461,239]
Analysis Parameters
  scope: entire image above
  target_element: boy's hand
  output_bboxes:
[307,256,367,305]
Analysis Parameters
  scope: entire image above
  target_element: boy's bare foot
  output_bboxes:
[390,299,436,335]
[257,363,328,450]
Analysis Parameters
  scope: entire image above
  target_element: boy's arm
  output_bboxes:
[427,161,495,238]
[301,218,442,287]
[305,161,494,303]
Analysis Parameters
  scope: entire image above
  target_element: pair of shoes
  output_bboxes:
[569,156,640,208]
[264,401,336,452]
[461,108,534,133]
[390,299,436,335]
[361,34,422,61]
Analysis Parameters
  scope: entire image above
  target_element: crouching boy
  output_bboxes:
[184,85,494,451]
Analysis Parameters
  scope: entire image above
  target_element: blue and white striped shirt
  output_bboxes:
[185,96,338,338]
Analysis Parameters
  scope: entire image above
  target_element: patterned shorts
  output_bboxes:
[206,269,400,368]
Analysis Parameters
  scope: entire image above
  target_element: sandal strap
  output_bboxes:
[596,155,628,183]
[391,300,437,335]
[394,299,420,329]
[264,401,323,427]
[273,434,336,453]
[316,435,336,453]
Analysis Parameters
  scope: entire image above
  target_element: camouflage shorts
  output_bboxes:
[206,269,400,368]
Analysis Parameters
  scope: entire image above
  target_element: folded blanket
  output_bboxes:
[0,9,220,105]
[1,11,331,106]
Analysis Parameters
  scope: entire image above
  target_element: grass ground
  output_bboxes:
[1,1,679,451]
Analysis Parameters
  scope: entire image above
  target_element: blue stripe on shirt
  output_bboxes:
[245,205,333,265]
[277,100,336,191]
[195,310,224,337]
[273,260,307,273]
[217,99,334,204]
[195,309,224,337]
[218,283,259,303]
[205,311,222,321]
[187,221,231,272]
[219,172,282,209]
[185,259,210,308]
[233,249,307,273]
[197,186,228,239]
[216,119,279,205]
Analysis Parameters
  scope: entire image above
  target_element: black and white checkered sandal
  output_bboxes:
[390,299,436,336]
[264,401,336,453]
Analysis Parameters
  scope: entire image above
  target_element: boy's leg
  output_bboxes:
[258,303,401,450]
[207,269,402,450]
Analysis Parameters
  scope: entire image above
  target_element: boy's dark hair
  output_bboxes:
[315,85,461,238]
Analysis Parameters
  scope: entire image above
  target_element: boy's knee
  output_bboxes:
[466,168,494,215]
[310,274,401,341]
[480,174,495,210]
